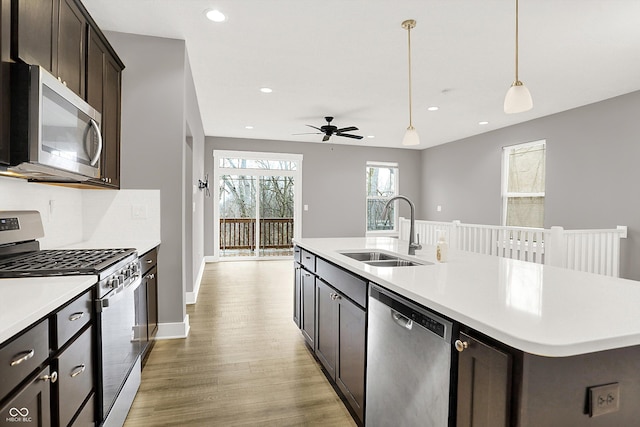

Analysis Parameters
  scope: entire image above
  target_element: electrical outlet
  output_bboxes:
[588,383,620,417]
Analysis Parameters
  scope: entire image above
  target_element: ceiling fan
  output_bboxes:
[295,116,364,142]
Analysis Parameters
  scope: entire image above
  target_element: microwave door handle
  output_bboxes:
[88,119,103,166]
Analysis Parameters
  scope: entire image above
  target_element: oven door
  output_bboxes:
[96,277,142,422]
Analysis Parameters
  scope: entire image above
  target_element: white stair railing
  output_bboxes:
[398,218,627,277]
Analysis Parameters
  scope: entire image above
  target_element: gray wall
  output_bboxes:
[205,137,423,257]
[421,90,640,280]
[106,31,205,328]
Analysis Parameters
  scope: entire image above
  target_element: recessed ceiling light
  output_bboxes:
[367,135,375,139]
[205,9,226,22]
[259,87,273,93]
[245,126,254,129]
[478,121,489,125]
[427,106,439,111]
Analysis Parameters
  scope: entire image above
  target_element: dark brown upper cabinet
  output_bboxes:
[13,0,85,98]
[87,27,122,188]
[10,0,124,187]
[1,0,11,165]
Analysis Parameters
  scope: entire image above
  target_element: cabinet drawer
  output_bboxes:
[301,249,316,273]
[57,326,93,427]
[0,319,49,400]
[316,258,367,308]
[56,289,92,349]
[140,247,158,274]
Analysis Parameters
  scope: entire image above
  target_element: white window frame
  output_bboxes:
[365,161,399,237]
[501,140,546,227]
[213,150,303,261]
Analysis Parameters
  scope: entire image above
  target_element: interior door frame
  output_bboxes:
[212,150,303,261]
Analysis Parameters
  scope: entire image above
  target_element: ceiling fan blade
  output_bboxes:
[322,134,331,142]
[336,126,358,133]
[336,133,364,140]
[292,132,322,135]
[306,125,323,131]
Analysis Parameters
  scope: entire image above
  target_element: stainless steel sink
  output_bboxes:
[340,251,397,262]
[339,250,431,267]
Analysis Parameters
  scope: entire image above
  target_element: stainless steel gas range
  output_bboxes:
[0,210,143,427]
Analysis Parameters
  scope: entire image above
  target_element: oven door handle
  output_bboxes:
[95,277,142,312]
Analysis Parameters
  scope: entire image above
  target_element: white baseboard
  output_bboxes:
[186,258,208,305]
[156,314,190,339]
[204,255,216,263]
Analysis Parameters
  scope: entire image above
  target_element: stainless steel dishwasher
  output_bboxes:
[366,285,453,426]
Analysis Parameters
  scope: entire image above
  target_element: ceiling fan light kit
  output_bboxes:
[504,0,533,114]
[401,19,420,146]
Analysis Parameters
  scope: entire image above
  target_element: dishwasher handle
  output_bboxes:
[391,309,413,330]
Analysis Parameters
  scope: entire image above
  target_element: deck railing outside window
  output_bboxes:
[220,218,294,250]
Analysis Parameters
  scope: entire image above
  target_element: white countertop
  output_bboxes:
[58,239,161,256]
[0,276,96,343]
[294,237,640,357]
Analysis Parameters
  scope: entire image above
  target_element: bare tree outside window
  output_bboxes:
[367,162,398,232]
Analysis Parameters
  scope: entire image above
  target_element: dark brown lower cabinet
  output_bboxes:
[456,332,511,427]
[300,269,315,348]
[293,263,301,328]
[315,278,365,423]
[0,367,52,427]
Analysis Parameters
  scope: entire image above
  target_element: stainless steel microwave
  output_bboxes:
[9,64,102,181]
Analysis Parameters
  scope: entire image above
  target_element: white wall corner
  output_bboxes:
[186,258,207,305]
[155,314,190,340]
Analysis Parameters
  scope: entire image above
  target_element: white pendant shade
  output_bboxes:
[504,81,533,114]
[402,126,420,146]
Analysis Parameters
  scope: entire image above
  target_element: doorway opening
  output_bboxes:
[213,151,302,260]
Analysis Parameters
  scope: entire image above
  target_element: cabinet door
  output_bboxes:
[13,0,57,73]
[293,264,301,328]
[0,367,52,427]
[101,54,121,187]
[57,0,85,97]
[0,0,10,165]
[300,270,315,348]
[336,297,366,423]
[146,266,158,340]
[315,279,337,379]
[456,332,511,427]
[86,27,104,114]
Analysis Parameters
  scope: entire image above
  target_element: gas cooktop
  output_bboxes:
[0,248,137,278]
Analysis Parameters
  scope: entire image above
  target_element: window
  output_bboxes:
[366,162,398,233]
[502,140,546,228]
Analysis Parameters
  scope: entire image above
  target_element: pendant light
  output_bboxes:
[504,0,532,114]
[401,19,419,146]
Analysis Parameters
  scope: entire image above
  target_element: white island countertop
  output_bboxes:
[294,237,640,357]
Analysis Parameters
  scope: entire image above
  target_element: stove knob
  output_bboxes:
[107,277,118,289]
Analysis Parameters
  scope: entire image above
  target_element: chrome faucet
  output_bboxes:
[381,195,422,255]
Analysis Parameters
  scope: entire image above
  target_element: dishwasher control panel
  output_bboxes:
[370,285,451,340]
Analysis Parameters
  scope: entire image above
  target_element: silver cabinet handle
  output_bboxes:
[391,310,413,330]
[329,293,342,301]
[88,119,103,166]
[10,349,34,366]
[304,273,311,277]
[40,371,58,383]
[70,364,86,378]
[146,259,153,264]
[68,312,85,321]
[455,339,469,352]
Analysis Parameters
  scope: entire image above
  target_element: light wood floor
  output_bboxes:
[124,260,357,427]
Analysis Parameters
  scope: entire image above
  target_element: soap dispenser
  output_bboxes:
[436,231,448,262]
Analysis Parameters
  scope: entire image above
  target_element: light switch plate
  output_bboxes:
[588,383,620,417]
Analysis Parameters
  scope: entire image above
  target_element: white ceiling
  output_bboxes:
[82,0,640,150]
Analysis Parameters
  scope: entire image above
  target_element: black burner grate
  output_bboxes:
[0,248,135,277]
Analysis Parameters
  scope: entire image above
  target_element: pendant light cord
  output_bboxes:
[407,22,414,128]
[515,0,519,82]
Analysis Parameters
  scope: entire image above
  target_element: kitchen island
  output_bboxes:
[294,237,640,426]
